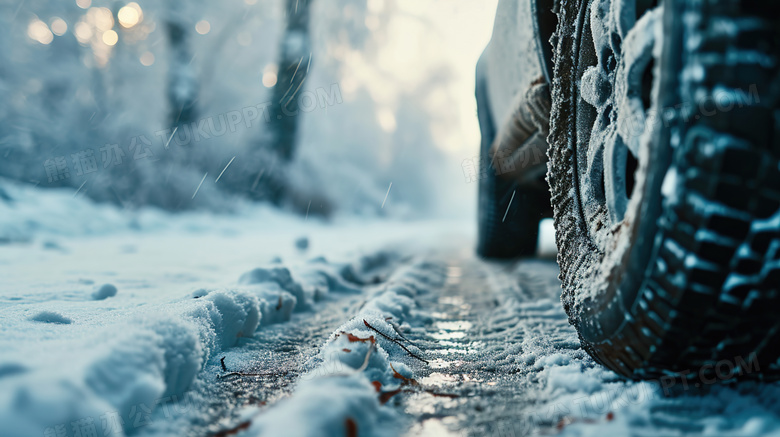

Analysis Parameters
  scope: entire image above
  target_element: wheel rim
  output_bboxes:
[575,0,661,249]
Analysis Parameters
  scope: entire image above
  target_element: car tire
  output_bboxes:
[476,61,542,259]
[548,0,780,380]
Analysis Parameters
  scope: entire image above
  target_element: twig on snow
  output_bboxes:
[218,357,289,379]
[362,319,429,364]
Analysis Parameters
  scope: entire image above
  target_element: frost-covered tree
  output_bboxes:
[267,0,313,161]
[0,0,456,217]
[163,1,199,128]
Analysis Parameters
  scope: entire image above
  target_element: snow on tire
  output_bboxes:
[547,0,780,381]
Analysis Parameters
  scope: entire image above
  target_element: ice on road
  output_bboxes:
[2,180,780,437]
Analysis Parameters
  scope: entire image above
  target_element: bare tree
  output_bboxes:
[268,0,313,161]
[164,17,198,128]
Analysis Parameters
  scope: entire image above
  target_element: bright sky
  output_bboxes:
[340,0,500,158]
[396,0,499,156]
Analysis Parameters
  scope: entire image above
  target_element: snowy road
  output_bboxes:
[169,241,780,437]
[3,182,780,437]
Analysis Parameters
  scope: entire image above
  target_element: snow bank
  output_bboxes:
[250,375,398,437]
[0,314,207,437]
[0,253,394,437]
[242,261,446,437]
[0,177,290,243]
[239,265,309,310]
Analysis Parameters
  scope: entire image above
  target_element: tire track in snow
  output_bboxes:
[166,243,780,437]
[216,256,451,437]
[142,252,405,437]
[193,294,365,437]
[397,255,574,436]
[399,253,780,437]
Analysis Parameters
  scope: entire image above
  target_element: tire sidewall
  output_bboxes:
[548,0,677,347]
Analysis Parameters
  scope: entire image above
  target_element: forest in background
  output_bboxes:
[0,0,471,217]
